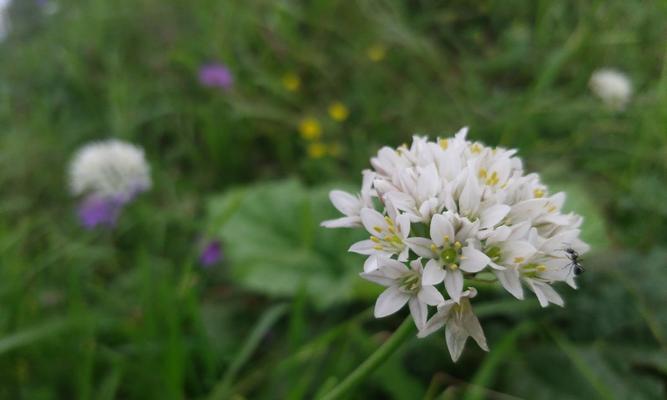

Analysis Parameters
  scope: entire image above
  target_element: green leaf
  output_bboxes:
[207,179,367,308]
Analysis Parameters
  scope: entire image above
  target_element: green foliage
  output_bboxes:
[207,179,371,309]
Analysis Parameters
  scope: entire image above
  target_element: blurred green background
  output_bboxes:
[1,0,667,399]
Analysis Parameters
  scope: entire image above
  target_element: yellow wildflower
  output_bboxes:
[328,102,349,122]
[282,73,300,92]
[299,117,322,141]
[366,44,386,62]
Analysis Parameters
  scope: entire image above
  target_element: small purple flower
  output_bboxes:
[77,195,124,230]
[199,240,223,267]
[198,63,233,90]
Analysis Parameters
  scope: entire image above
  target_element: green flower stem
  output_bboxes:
[319,316,415,400]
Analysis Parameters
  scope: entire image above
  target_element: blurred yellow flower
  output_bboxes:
[299,117,322,141]
[282,73,301,92]
[307,142,327,159]
[328,102,349,122]
[366,44,386,62]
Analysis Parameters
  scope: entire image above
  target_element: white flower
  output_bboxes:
[323,127,589,360]
[0,0,11,41]
[69,139,151,201]
[349,208,411,261]
[418,288,488,362]
[321,170,375,228]
[589,68,632,111]
[405,212,490,302]
[361,258,444,329]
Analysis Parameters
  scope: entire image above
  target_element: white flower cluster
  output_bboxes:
[589,68,632,111]
[322,128,589,361]
[69,139,152,201]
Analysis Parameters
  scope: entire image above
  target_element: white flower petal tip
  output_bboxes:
[321,128,589,359]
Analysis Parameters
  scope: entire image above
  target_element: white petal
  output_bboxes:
[321,216,361,228]
[405,237,437,258]
[409,298,428,330]
[329,190,360,216]
[430,214,455,247]
[374,286,410,318]
[359,271,394,287]
[348,240,377,255]
[485,226,511,243]
[378,259,409,279]
[422,259,446,285]
[397,214,411,237]
[502,241,537,264]
[459,172,481,216]
[460,247,490,273]
[461,303,489,352]
[444,269,464,303]
[363,255,381,272]
[385,191,416,213]
[418,285,445,306]
[417,303,453,338]
[360,208,387,235]
[534,281,564,307]
[479,204,510,229]
[445,319,468,362]
[496,269,524,300]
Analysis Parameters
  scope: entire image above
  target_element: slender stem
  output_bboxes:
[319,316,415,400]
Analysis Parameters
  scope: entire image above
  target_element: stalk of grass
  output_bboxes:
[318,315,415,400]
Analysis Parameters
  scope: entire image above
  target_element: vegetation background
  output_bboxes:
[1,0,666,399]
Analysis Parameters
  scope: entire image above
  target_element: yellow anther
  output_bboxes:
[370,236,381,243]
[373,245,383,250]
[373,226,383,233]
[478,168,488,178]
[439,138,449,149]
[384,216,395,226]
[471,143,482,154]
[449,263,459,270]
[454,241,462,249]
[443,235,450,243]
[430,244,439,253]
[486,172,499,186]
[533,188,545,198]
[547,204,557,213]
[536,264,547,272]
[513,257,525,264]
[387,226,395,234]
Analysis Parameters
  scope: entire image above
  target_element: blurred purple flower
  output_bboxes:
[199,240,223,267]
[198,63,233,90]
[77,195,124,229]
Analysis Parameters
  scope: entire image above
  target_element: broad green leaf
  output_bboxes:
[207,179,368,308]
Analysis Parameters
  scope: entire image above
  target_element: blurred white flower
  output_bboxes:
[0,0,11,41]
[589,68,632,111]
[69,139,151,201]
[323,127,589,361]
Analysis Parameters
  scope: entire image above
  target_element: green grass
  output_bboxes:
[1,0,666,398]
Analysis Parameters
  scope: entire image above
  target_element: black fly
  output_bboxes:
[565,247,584,276]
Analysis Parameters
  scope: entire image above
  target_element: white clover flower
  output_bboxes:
[589,68,632,111]
[323,127,589,362]
[69,139,151,201]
